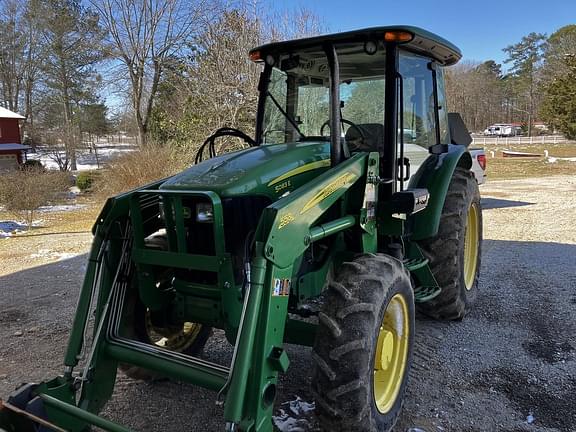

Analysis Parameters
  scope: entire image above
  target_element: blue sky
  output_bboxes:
[272,0,575,66]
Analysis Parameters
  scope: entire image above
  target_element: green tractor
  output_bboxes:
[0,26,481,432]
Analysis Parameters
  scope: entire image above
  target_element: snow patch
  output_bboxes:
[0,219,44,238]
[29,249,80,261]
[37,204,87,213]
[0,221,27,238]
[273,397,316,432]
[28,142,137,172]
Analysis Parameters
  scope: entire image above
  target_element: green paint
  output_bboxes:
[105,343,228,390]
[308,215,356,243]
[408,145,470,240]
[41,394,133,432]
[264,153,366,268]
[251,26,462,67]
[161,141,331,198]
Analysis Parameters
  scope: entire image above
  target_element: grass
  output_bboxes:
[0,195,102,236]
[481,141,576,180]
[0,195,103,276]
[2,141,574,234]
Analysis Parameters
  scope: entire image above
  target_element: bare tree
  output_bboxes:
[543,25,576,79]
[267,6,325,42]
[0,0,23,112]
[93,0,207,146]
[445,60,510,132]
[503,33,547,136]
[0,0,46,145]
[20,0,44,143]
[0,1,40,109]
[185,9,262,139]
[148,3,323,149]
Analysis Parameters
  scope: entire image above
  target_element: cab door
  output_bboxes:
[397,51,450,190]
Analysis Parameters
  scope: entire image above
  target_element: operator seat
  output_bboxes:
[345,123,384,152]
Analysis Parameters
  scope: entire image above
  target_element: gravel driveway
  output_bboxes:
[1,175,575,432]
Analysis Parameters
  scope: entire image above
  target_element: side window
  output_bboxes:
[436,67,450,143]
[263,68,289,144]
[296,84,329,136]
[399,52,437,148]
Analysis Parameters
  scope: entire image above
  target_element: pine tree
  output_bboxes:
[40,0,105,170]
[503,32,547,136]
[541,56,576,139]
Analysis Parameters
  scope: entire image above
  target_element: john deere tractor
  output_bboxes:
[0,26,482,432]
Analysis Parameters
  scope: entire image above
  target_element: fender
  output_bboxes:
[408,145,472,240]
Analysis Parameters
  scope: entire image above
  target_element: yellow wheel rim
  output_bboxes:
[464,202,480,290]
[145,312,203,352]
[373,294,409,414]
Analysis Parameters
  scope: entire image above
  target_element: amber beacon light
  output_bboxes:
[384,31,414,43]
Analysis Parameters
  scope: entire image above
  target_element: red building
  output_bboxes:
[0,107,28,170]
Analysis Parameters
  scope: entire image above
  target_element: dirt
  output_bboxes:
[1,175,575,432]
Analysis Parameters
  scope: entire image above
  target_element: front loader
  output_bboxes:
[0,26,482,432]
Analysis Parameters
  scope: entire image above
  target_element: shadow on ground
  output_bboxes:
[481,197,535,209]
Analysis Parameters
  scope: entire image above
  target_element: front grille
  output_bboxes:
[165,195,271,285]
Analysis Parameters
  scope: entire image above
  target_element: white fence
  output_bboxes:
[471,135,571,146]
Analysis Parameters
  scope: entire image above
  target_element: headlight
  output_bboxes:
[196,202,214,223]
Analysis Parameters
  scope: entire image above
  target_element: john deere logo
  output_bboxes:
[300,172,356,214]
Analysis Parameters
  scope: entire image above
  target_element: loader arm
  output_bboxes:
[224,152,369,431]
[0,153,371,432]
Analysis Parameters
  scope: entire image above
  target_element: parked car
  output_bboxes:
[470,147,487,185]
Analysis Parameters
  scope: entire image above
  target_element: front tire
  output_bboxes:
[312,254,415,432]
[418,166,482,320]
[119,233,212,380]
[120,292,212,381]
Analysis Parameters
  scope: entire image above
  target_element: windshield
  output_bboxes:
[261,43,386,145]
[260,44,448,154]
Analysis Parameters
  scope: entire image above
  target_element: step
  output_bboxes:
[413,285,442,303]
[403,257,428,271]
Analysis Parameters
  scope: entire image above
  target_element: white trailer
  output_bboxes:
[483,123,517,137]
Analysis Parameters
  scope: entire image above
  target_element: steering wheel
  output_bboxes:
[320,118,366,150]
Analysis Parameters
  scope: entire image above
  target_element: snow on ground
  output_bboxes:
[0,203,84,239]
[0,219,45,238]
[37,204,87,213]
[29,249,80,261]
[0,221,27,238]
[273,397,316,432]
[27,139,137,171]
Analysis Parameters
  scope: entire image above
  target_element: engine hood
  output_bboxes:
[160,141,331,198]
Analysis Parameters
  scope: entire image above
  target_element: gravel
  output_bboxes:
[0,175,575,432]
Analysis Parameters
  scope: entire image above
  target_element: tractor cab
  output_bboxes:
[249,27,461,192]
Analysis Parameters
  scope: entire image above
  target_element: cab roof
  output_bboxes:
[250,25,462,66]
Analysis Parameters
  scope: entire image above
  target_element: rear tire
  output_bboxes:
[418,166,482,320]
[312,254,415,432]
